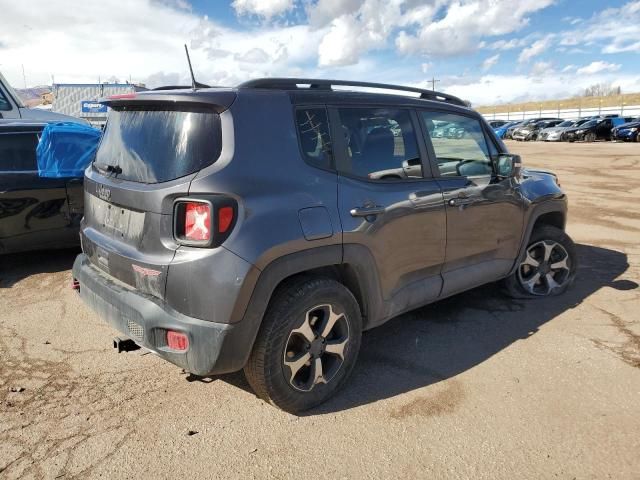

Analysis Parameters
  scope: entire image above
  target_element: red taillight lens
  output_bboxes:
[218,206,234,233]
[107,93,136,100]
[166,331,189,351]
[174,198,236,247]
[184,202,211,241]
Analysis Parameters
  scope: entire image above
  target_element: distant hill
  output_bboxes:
[16,86,53,107]
[476,92,640,114]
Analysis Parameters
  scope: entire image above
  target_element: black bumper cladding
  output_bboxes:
[72,254,249,376]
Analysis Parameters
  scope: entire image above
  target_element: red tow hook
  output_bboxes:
[71,279,80,291]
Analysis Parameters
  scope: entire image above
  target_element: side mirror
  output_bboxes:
[496,154,522,179]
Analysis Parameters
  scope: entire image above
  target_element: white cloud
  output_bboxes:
[396,0,554,57]
[231,0,294,19]
[442,72,640,106]
[488,38,525,50]
[317,0,403,66]
[421,62,433,74]
[562,64,577,73]
[576,61,621,75]
[518,35,553,63]
[306,0,363,27]
[530,61,553,77]
[235,48,270,63]
[0,0,322,88]
[481,54,500,71]
[559,1,640,54]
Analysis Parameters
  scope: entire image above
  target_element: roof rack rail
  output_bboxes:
[237,78,467,107]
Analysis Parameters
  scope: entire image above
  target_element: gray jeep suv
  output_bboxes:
[72,79,576,413]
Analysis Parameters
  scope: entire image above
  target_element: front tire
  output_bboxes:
[585,132,596,142]
[244,277,362,413]
[504,225,577,299]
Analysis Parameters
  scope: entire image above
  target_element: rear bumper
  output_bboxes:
[73,253,255,375]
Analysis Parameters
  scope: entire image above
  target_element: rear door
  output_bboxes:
[332,105,446,324]
[0,127,75,253]
[418,109,524,297]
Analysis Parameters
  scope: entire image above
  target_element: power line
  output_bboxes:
[430,77,440,91]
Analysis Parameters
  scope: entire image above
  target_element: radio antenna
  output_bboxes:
[184,44,197,90]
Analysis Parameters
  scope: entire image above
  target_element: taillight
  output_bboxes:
[174,197,237,247]
[166,331,189,351]
[184,202,211,241]
[107,93,136,100]
[218,206,233,233]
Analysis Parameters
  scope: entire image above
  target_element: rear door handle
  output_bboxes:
[448,197,474,207]
[350,206,385,217]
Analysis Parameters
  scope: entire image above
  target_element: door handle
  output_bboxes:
[350,206,385,217]
[448,197,474,207]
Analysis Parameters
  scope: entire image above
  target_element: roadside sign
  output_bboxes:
[80,101,107,114]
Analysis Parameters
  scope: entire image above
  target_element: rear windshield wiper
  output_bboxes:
[95,163,122,176]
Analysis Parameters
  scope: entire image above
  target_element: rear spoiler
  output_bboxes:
[99,89,236,114]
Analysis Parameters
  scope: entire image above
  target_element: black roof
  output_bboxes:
[105,78,472,113]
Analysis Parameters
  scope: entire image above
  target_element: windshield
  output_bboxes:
[94,106,222,183]
[0,72,26,108]
[557,121,573,127]
[580,120,598,128]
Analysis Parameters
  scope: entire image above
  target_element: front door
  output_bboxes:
[332,106,446,326]
[0,128,74,254]
[419,110,524,297]
[596,119,612,139]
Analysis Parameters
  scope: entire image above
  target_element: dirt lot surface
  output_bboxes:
[1,141,639,479]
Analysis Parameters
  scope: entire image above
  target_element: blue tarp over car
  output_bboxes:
[36,122,101,178]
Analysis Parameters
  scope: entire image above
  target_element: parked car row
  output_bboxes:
[490,115,640,143]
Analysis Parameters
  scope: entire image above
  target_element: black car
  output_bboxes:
[487,120,510,128]
[0,121,84,254]
[564,117,627,142]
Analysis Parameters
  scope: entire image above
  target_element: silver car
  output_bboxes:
[538,119,589,142]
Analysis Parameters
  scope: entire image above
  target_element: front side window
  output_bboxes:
[0,132,39,171]
[295,108,332,169]
[421,111,494,177]
[0,89,12,111]
[336,107,421,181]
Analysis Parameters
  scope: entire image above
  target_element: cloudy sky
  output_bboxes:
[1,0,638,105]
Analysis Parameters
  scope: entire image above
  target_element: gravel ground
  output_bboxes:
[1,140,639,479]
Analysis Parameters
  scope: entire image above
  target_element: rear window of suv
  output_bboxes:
[94,106,222,183]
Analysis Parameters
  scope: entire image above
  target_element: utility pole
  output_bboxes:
[21,64,27,88]
[430,77,440,91]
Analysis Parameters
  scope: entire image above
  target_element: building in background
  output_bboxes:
[52,83,146,127]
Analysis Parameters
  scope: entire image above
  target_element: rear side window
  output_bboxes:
[336,107,421,181]
[0,132,39,171]
[295,108,333,170]
[95,106,222,183]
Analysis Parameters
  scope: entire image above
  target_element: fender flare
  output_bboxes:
[508,198,567,276]
[226,243,386,370]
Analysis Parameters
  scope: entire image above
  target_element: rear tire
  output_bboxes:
[585,132,596,143]
[504,225,577,299]
[244,277,362,413]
